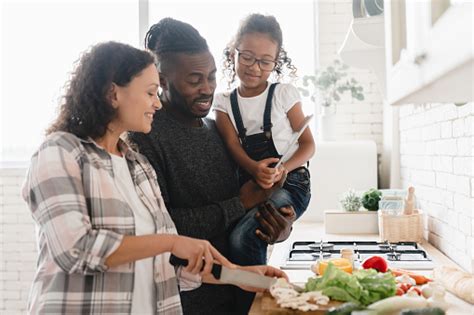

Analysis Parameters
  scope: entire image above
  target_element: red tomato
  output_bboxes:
[396,287,405,296]
[407,287,422,296]
[397,283,412,292]
[361,256,388,273]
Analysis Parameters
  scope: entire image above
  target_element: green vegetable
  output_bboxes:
[326,302,365,315]
[400,307,446,315]
[362,189,382,211]
[368,296,428,313]
[305,263,396,306]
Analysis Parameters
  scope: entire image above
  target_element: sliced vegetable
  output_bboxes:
[367,295,428,313]
[316,258,353,275]
[400,307,446,315]
[396,274,417,286]
[391,268,432,285]
[326,302,365,315]
[406,287,422,297]
[397,282,413,293]
[362,256,388,273]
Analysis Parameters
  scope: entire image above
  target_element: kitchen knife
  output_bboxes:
[169,255,277,290]
[274,114,314,169]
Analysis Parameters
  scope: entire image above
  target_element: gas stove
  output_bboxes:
[279,240,434,270]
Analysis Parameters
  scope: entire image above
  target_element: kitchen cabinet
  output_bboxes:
[385,0,473,105]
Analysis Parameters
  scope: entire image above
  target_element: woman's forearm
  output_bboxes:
[105,234,177,268]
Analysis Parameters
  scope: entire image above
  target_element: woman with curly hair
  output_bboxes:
[22,41,286,314]
[213,13,316,266]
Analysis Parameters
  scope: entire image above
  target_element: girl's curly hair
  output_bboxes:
[222,13,297,88]
[46,41,155,139]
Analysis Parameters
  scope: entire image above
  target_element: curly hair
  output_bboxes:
[46,41,155,139]
[222,13,298,88]
[144,17,208,73]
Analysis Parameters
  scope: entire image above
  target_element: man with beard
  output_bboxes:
[130,18,296,314]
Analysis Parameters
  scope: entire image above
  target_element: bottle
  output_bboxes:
[403,186,415,215]
[340,248,355,269]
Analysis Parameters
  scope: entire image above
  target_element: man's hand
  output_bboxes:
[255,203,296,244]
[239,180,267,210]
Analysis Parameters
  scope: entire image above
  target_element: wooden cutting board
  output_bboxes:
[249,292,343,315]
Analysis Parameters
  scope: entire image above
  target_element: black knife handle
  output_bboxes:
[169,254,222,280]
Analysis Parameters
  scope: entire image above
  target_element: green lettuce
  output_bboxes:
[305,263,396,306]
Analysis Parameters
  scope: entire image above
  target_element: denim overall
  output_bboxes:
[230,83,281,186]
[228,83,311,266]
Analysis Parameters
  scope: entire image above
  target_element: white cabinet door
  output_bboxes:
[385,0,473,105]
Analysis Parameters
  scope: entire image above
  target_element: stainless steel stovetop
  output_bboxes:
[280,240,435,270]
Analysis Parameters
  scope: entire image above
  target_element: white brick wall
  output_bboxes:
[317,0,384,153]
[0,167,34,314]
[399,102,474,273]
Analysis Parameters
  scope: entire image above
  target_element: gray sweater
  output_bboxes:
[130,109,247,314]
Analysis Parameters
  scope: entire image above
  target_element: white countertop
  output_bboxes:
[265,222,473,314]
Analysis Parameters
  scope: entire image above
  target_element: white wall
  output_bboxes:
[318,1,384,154]
[399,103,474,273]
[0,167,34,314]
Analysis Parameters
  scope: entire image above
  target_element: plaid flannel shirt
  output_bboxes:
[22,132,194,314]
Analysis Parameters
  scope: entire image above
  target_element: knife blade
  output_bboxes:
[169,255,278,289]
[274,114,313,169]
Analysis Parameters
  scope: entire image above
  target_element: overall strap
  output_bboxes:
[230,88,247,144]
[262,83,279,138]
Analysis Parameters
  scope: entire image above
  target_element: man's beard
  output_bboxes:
[168,83,211,119]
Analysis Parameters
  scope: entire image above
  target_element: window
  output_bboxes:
[1,0,316,163]
[0,0,139,163]
[149,0,316,95]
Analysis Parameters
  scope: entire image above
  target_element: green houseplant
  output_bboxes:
[340,189,362,212]
[362,188,382,211]
[299,59,365,108]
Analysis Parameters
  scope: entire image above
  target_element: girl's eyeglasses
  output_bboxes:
[235,49,276,72]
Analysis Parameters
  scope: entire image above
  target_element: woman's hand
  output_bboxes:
[169,235,232,276]
[235,265,288,292]
[251,158,280,189]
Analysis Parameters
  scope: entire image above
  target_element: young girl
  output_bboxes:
[214,13,315,266]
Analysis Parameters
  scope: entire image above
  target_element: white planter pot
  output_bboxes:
[318,106,336,141]
[324,210,379,234]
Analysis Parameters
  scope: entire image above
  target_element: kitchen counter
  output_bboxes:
[249,222,473,314]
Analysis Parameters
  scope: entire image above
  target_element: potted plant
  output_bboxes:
[362,188,382,211]
[324,188,379,234]
[298,59,365,140]
[340,188,362,211]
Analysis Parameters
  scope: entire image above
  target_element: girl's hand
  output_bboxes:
[169,235,232,276]
[272,164,287,184]
[252,158,280,189]
[234,265,288,292]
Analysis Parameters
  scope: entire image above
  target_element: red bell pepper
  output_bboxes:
[361,255,388,273]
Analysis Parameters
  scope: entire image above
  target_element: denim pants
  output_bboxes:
[229,167,311,266]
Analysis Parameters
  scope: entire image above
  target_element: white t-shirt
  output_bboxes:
[110,154,156,314]
[213,83,301,163]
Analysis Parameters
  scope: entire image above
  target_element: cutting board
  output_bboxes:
[249,292,343,315]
